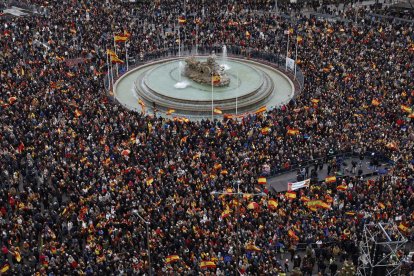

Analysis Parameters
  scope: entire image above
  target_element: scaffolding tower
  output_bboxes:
[357,223,408,276]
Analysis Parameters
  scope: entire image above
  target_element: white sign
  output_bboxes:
[286,57,295,71]
[288,179,310,191]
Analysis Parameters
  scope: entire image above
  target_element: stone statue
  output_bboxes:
[183,55,230,87]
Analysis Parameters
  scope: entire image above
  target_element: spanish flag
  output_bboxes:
[212,75,220,84]
[288,229,299,241]
[254,106,267,114]
[296,35,303,44]
[213,108,222,114]
[74,109,82,117]
[325,176,336,183]
[401,105,412,113]
[316,201,331,209]
[1,263,10,273]
[268,199,278,209]
[337,184,347,191]
[245,31,251,39]
[311,98,320,104]
[138,99,146,108]
[123,30,131,38]
[371,99,380,106]
[258,177,267,185]
[165,255,180,264]
[146,177,154,186]
[261,127,271,135]
[247,202,259,210]
[14,250,21,262]
[345,211,356,216]
[110,55,124,64]
[300,196,310,202]
[106,49,116,57]
[166,109,175,115]
[245,244,261,252]
[286,191,296,199]
[408,113,414,119]
[220,170,228,175]
[178,16,186,24]
[378,202,385,209]
[287,128,300,136]
[200,261,216,269]
[398,222,408,232]
[221,209,231,218]
[114,34,128,43]
[214,163,222,170]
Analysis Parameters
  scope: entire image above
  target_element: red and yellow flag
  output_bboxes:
[401,105,412,113]
[166,109,175,115]
[398,222,408,233]
[165,255,180,264]
[245,244,261,252]
[286,191,297,199]
[268,199,278,209]
[200,261,216,269]
[178,16,187,24]
[110,55,124,64]
[325,176,336,183]
[213,108,222,114]
[287,129,300,136]
[371,99,380,106]
[146,177,154,186]
[337,184,347,191]
[258,177,267,185]
[261,127,271,135]
[254,106,267,114]
[288,229,299,240]
[1,263,10,273]
[114,34,128,43]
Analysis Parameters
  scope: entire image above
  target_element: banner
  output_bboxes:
[288,179,310,191]
[286,57,295,71]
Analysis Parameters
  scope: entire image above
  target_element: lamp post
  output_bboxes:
[203,65,214,121]
[211,182,267,274]
[132,210,152,276]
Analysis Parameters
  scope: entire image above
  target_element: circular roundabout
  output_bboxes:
[113,55,297,120]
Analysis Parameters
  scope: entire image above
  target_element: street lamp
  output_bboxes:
[210,181,267,274]
[203,65,214,121]
[132,210,152,276]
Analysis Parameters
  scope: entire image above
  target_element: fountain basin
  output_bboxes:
[113,56,295,120]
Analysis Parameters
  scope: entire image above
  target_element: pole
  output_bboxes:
[146,221,152,276]
[196,24,198,55]
[113,36,118,76]
[236,71,238,115]
[106,51,110,90]
[235,180,241,274]
[285,31,289,71]
[211,72,214,121]
[178,25,181,58]
[110,59,114,89]
[126,43,129,71]
[294,38,298,79]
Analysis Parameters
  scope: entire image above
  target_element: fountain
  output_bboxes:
[174,61,189,89]
[183,55,230,87]
[113,45,297,120]
[221,45,231,71]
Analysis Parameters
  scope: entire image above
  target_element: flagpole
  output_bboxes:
[106,51,110,90]
[285,31,289,71]
[294,37,298,80]
[236,71,239,115]
[178,24,181,58]
[126,43,129,71]
[196,24,198,55]
[114,36,118,76]
[110,59,114,89]
[211,74,214,121]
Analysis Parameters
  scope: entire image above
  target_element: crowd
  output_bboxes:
[1,0,414,275]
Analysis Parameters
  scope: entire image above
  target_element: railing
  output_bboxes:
[104,45,305,99]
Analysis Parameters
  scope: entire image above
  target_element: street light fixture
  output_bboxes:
[132,210,152,276]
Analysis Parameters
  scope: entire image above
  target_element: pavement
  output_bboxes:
[267,156,390,193]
